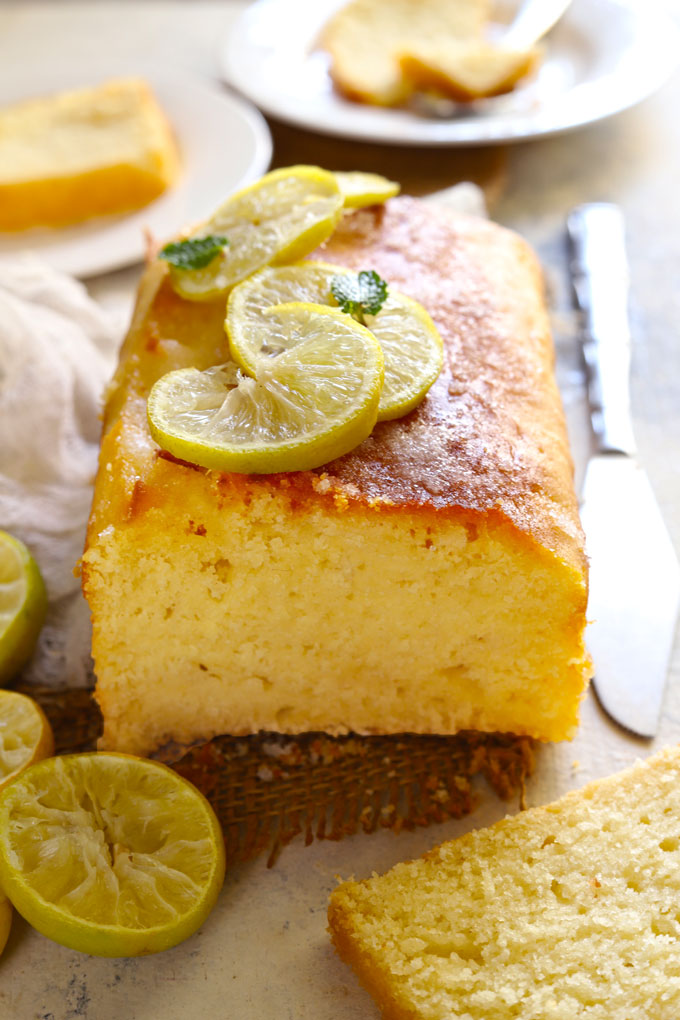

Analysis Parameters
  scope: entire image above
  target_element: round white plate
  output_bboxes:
[0,62,272,278]
[220,0,680,146]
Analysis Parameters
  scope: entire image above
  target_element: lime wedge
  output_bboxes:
[0,689,54,792]
[166,166,344,301]
[148,303,384,474]
[226,262,443,421]
[334,171,400,208]
[0,531,47,687]
[0,753,225,957]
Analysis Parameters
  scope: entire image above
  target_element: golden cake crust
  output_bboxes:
[90,198,584,578]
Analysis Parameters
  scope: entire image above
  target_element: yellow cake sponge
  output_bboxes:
[0,77,179,231]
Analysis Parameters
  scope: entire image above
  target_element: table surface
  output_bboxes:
[1,2,680,1018]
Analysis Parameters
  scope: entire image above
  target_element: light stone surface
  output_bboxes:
[1,2,679,1017]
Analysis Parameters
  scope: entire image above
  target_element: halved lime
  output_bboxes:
[226,262,443,421]
[334,171,400,208]
[148,303,384,474]
[0,753,226,957]
[0,689,54,792]
[0,531,47,687]
[166,166,344,301]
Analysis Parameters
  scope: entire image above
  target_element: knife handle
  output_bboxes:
[567,203,637,456]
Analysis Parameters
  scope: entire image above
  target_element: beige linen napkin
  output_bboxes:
[0,255,118,686]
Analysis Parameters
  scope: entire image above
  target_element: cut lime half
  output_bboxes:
[0,753,226,957]
[0,531,47,687]
[0,689,54,792]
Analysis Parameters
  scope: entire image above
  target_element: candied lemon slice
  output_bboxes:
[0,689,54,792]
[0,531,47,687]
[334,171,400,208]
[0,893,10,957]
[226,262,443,421]
[0,753,225,957]
[148,303,384,474]
[166,166,343,301]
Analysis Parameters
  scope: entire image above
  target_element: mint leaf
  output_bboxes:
[330,270,388,324]
[160,235,229,271]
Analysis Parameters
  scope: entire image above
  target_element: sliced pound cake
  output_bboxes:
[320,0,488,105]
[329,747,680,1020]
[81,195,591,757]
[0,77,178,231]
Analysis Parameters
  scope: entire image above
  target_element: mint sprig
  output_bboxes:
[160,235,229,271]
[330,270,388,325]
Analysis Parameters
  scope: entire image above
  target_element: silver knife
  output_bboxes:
[568,203,680,737]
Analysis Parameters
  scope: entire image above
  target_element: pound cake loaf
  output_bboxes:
[81,195,590,757]
[328,747,680,1020]
[0,77,179,231]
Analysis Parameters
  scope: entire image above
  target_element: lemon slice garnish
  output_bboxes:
[165,166,344,301]
[0,752,226,957]
[334,171,400,208]
[148,303,384,474]
[226,262,443,421]
[0,689,54,792]
[0,531,47,687]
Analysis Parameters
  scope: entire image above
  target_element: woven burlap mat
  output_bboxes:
[17,683,534,869]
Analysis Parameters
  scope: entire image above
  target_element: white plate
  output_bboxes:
[220,0,680,146]
[0,62,272,278]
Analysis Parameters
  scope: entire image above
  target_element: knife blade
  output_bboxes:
[567,203,680,737]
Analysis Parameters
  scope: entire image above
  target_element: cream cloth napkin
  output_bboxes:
[0,256,118,686]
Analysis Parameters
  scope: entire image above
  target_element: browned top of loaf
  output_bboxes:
[91,197,584,575]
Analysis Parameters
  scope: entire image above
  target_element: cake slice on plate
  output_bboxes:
[0,77,178,231]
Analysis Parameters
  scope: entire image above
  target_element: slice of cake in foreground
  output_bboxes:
[0,77,179,231]
[329,747,680,1020]
[81,196,591,757]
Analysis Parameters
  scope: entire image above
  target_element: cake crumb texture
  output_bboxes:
[328,747,680,1019]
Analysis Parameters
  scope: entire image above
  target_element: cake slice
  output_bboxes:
[0,77,179,231]
[328,747,680,1019]
[400,41,540,102]
[320,0,489,106]
[81,195,590,757]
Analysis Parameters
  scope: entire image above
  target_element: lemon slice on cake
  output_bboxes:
[0,752,225,957]
[0,689,54,792]
[334,171,400,208]
[148,303,384,474]
[226,262,443,421]
[162,166,344,301]
[0,531,47,687]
